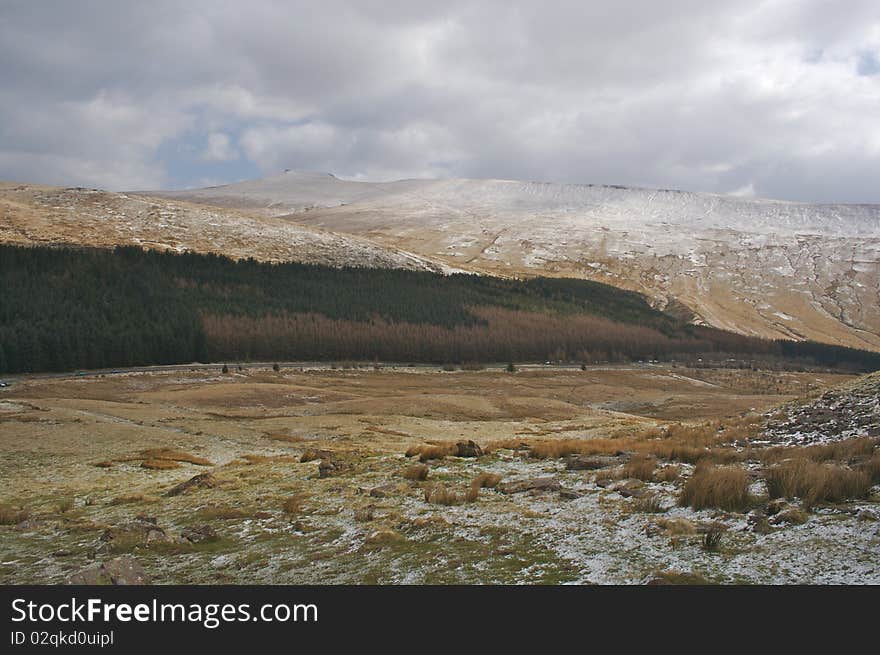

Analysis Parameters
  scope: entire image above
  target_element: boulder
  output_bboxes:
[454,440,484,458]
[165,472,214,497]
[69,556,151,585]
[565,455,618,471]
[607,478,646,498]
[181,524,218,543]
[369,483,398,498]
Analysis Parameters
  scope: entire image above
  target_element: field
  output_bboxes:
[1,364,878,584]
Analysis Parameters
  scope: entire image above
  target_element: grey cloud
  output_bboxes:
[0,0,878,201]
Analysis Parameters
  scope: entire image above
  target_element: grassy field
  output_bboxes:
[1,365,877,584]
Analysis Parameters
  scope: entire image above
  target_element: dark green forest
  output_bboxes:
[1,244,878,374]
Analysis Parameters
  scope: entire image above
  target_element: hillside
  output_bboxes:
[763,371,880,447]
[153,171,880,352]
[0,181,452,273]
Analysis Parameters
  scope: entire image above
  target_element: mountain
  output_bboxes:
[0,181,452,273]
[150,171,880,352]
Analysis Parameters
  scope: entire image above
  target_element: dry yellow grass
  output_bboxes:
[423,485,462,506]
[0,503,29,525]
[622,454,657,481]
[679,465,751,511]
[197,504,250,520]
[402,464,429,481]
[471,472,503,489]
[282,495,307,516]
[138,448,213,466]
[764,459,871,509]
[141,458,181,470]
[405,442,458,462]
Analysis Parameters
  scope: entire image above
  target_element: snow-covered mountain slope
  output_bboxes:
[152,172,880,352]
[0,182,453,273]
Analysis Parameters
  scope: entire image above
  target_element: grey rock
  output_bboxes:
[69,556,151,585]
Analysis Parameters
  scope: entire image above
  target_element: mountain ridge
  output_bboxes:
[146,171,880,353]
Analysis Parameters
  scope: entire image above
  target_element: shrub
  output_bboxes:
[679,465,751,512]
[764,459,871,509]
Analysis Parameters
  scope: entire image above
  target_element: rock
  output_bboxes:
[15,518,42,531]
[181,524,218,543]
[770,507,809,525]
[857,509,878,522]
[97,519,177,553]
[454,440,483,458]
[165,472,214,497]
[317,460,337,478]
[69,556,151,585]
[300,449,330,463]
[607,478,646,497]
[499,477,561,494]
[565,455,618,470]
[766,498,789,516]
[559,489,583,500]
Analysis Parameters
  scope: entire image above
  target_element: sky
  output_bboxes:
[1,0,879,202]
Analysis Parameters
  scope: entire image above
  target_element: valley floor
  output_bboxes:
[1,365,877,584]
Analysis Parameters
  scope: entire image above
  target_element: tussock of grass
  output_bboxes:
[141,458,180,470]
[471,472,503,489]
[282,495,306,516]
[861,452,880,484]
[656,465,681,482]
[402,464,429,481]
[679,465,751,512]
[764,459,871,509]
[633,494,666,513]
[424,485,462,506]
[622,454,656,481]
[239,453,298,464]
[0,504,29,525]
[109,494,158,506]
[139,448,213,466]
[761,437,878,465]
[406,442,458,462]
[266,433,306,443]
[701,523,726,552]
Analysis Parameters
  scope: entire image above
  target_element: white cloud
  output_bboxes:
[0,1,878,200]
[202,132,238,162]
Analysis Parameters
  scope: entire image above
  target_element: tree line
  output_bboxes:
[0,244,878,374]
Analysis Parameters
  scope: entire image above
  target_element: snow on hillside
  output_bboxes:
[150,172,880,352]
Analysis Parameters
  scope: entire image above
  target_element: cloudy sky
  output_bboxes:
[1,1,879,201]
